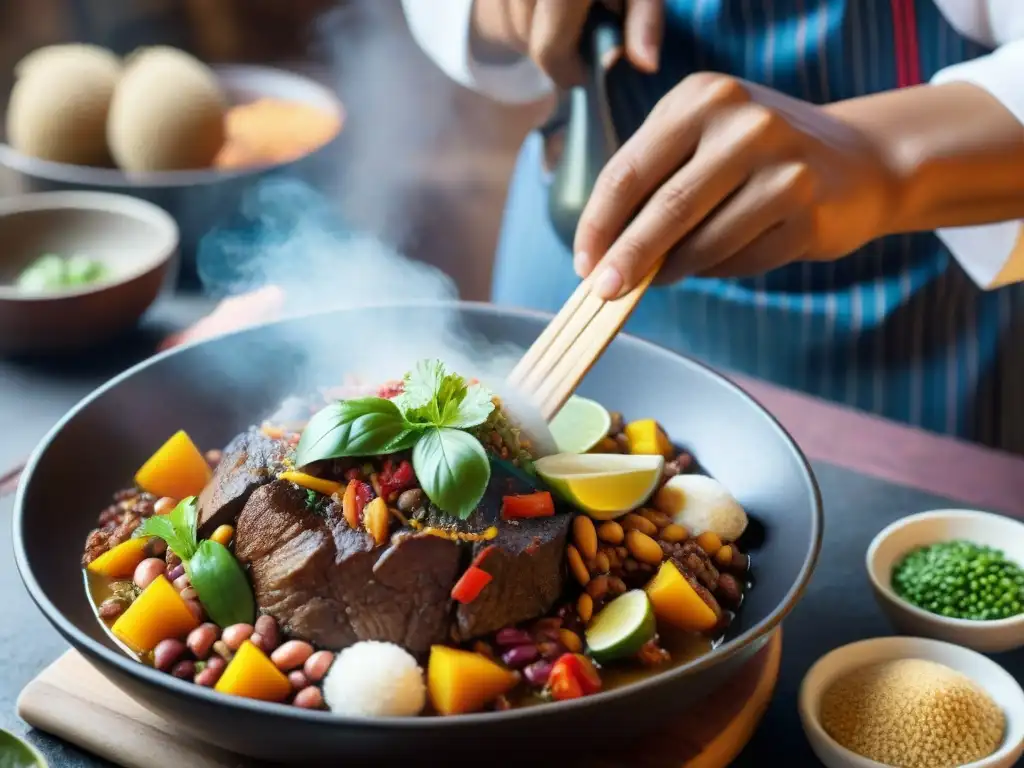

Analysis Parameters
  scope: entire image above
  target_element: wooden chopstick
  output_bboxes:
[508,256,666,421]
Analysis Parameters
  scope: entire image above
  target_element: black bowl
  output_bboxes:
[13,303,822,765]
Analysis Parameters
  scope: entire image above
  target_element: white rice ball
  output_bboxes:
[322,641,426,717]
[654,474,748,542]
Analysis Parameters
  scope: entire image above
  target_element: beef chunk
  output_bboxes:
[454,513,571,641]
[197,430,288,537]
[234,481,461,654]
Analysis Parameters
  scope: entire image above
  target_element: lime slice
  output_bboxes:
[548,396,612,454]
[534,453,664,520]
[585,590,656,663]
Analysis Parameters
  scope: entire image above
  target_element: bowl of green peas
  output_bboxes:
[867,509,1024,653]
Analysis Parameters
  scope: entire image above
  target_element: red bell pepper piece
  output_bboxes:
[451,566,493,604]
[501,492,555,520]
[548,653,602,701]
[471,545,498,569]
[378,459,415,500]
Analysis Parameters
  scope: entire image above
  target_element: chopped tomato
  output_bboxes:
[342,479,374,528]
[379,459,415,500]
[501,492,555,520]
[451,566,493,604]
[548,653,602,701]
[344,467,364,482]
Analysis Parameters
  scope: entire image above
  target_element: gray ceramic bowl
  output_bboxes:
[0,65,343,282]
[13,303,822,765]
[0,191,178,355]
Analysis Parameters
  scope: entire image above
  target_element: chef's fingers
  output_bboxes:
[696,213,813,278]
[624,0,664,72]
[529,0,594,87]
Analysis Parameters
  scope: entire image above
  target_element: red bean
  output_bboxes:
[166,564,186,582]
[171,661,196,680]
[172,574,190,592]
[144,538,167,558]
[495,628,533,647]
[293,686,324,709]
[288,670,309,691]
[249,632,268,653]
[501,645,539,669]
[523,660,553,687]
[153,497,177,516]
[212,640,235,661]
[185,600,204,623]
[194,667,222,687]
[154,639,185,672]
[537,641,563,660]
[254,615,280,650]
[221,623,254,651]
[180,587,198,602]
[271,640,314,671]
[98,598,126,620]
[133,558,166,590]
[187,623,218,659]
[303,651,334,683]
[206,656,227,674]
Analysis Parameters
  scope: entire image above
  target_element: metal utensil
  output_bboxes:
[547,5,631,248]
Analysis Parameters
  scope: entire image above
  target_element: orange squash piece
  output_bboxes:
[427,645,518,716]
[111,574,200,653]
[646,560,718,633]
[134,430,212,500]
[215,640,291,702]
[624,419,674,459]
[86,537,150,579]
[277,471,344,497]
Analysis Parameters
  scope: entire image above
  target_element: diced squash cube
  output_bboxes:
[624,419,674,459]
[86,537,150,579]
[427,645,518,715]
[134,430,212,500]
[215,640,291,702]
[112,575,200,653]
[645,560,718,632]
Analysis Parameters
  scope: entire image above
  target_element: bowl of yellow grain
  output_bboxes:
[799,636,1024,768]
[0,45,345,283]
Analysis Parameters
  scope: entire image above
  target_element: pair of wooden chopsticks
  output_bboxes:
[507,256,665,421]
[0,460,25,498]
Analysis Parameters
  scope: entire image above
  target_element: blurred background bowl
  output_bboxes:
[0,190,178,355]
[0,64,343,285]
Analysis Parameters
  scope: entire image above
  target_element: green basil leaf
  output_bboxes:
[295,397,413,465]
[135,515,191,559]
[381,426,425,453]
[396,359,445,416]
[444,383,494,429]
[187,540,255,628]
[412,427,490,519]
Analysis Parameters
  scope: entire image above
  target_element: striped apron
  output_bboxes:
[492,0,1024,454]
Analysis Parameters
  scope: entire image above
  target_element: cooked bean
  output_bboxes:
[586,575,610,600]
[293,686,324,710]
[153,496,178,516]
[626,530,664,565]
[623,559,639,573]
[133,558,166,590]
[144,537,167,558]
[715,544,733,567]
[495,628,533,647]
[660,524,687,543]
[616,546,629,560]
[165,550,182,569]
[271,640,315,671]
[289,670,310,690]
[205,449,223,466]
[166,564,185,582]
[608,577,628,595]
[532,625,560,643]
[604,547,620,569]
[731,550,750,572]
[194,667,222,687]
[594,552,611,574]
[502,645,539,669]
[717,573,743,608]
[537,641,562,660]
[98,598,126,620]
[396,488,425,513]
[206,656,227,674]
[472,641,495,659]
[577,593,593,623]
[171,660,195,680]
[622,513,658,536]
[212,640,235,662]
[222,623,254,651]
[597,521,624,545]
[154,639,186,672]
[696,531,723,555]
[172,574,191,592]
[614,433,631,452]
[608,411,624,434]
[185,600,205,623]
[187,623,219,659]
[640,508,672,528]
[523,660,553,687]
[249,632,270,653]
[572,516,598,561]
[533,617,563,633]
[566,544,590,587]
[180,587,199,602]
[558,629,582,654]
[304,651,334,683]
[210,525,234,547]
[254,615,280,650]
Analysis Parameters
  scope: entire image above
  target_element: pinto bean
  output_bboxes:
[187,623,219,659]
[172,574,191,592]
[133,558,166,590]
[171,660,196,680]
[153,497,178,516]
[154,639,185,672]
[396,489,425,513]
[293,687,324,709]
[572,516,598,561]
[288,670,310,690]
[271,640,315,671]
[304,651,334,683]
[98,598,126,620]
[254,615,280,650]
[221,623,254,651]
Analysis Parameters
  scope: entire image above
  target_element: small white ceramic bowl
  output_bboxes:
[866,509,1024,653]
[799,636,1024,768]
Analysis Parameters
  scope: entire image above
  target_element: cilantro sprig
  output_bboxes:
[294,360,495,519]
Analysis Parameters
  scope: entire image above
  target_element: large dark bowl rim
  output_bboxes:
[13,300,823,728]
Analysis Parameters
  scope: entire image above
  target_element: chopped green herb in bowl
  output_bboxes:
[15,253,107,293]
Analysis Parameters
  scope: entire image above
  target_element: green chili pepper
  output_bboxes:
[186,540,255,628]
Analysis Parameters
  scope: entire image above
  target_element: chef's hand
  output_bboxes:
[573,73,902,298]
[471,0,664,87]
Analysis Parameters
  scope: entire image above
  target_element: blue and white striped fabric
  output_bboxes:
[491,0,1024,453]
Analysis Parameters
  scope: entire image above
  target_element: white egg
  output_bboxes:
[653,474,748,542]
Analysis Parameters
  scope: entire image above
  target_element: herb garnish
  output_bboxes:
[294,360,495,519]
[304,488,328,516]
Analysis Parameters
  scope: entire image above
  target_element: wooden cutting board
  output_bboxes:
[17,630,781,768]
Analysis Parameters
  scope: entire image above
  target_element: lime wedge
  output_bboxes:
[534,453,664,520]
[548,396,612,454]
[585,590,656,663]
